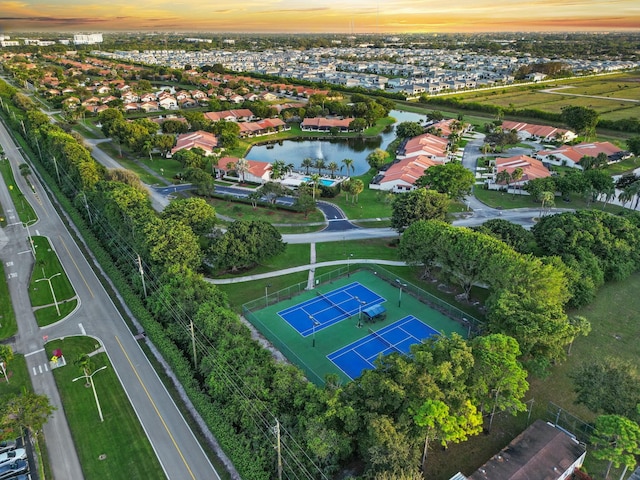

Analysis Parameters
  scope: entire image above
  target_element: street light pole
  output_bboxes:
[347,253,353,276]
[22,218,37,258]
[354,296,366,328]
[73,365,108,422]
[395,279,408,308]
[36,272,62,316]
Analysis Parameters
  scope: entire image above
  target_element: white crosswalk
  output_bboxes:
[32,362,49,376]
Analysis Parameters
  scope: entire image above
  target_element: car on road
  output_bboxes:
[0,449,26,467]
[0,441,16,456]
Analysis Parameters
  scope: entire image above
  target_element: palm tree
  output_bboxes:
[314,158,326,175]
[538,191,555,218]
[301,157,314,175]
[351,179,364,204]
[510,167,524,196]
[309,173,321,200]
[341,158,354,178]
[495,169,511,191]
[271,159,285,180]
[618,187,634,208]
[74,353,94,388]
[327,161,339,178]
[236,157,250,184]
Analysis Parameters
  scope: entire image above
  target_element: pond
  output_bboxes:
[247,110,429,176]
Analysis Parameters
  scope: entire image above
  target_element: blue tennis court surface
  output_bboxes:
[278,282,385,336]
[327,316,440,379]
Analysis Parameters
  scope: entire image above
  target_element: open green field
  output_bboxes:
[449,72,640,122]
[244,268,468,385]
[208,196,325,224]
[0,262,17,340]
[0,158,38,223]
[47,337,165,480]
[29,236,77,326]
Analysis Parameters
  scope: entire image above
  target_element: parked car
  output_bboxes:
[0,441,15,456]
[0,449,25,467]
[0,458,28,479]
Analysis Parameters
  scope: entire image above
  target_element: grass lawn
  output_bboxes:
[0,159,38,223]
[325,171,394,220]
[603,156,640,176]
[208,197,325,224]
[47,337,165,480]
[29,236,77,326]
[315,238,400,263]
[0,263,17,340]
[96,143,159,185]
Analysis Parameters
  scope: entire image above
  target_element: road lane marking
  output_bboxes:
[78,323,86,335]
[115,336,196,480]
[58,236,94,298]
[32,367,36,375]
[25,348,45,357]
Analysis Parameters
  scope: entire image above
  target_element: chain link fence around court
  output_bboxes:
[359,264,484,335]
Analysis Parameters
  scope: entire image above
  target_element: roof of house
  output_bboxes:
[379,155,443,186]
[538,141,622,164]
[402,133,449,159]
[468,420,586,480]
[237,118,286,134]
[204,109,254,122]
[171,130,218,154]
[495,155,551,183]
[219,157,271,178]
[301,117,354,129]
[502,120,573,139]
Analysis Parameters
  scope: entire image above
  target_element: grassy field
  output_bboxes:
[28,236,77,326]
[0,262,17,340]
[47,337,165,480]
[448,72,640,122]
[208,196,325,224]
[0,159,38,224]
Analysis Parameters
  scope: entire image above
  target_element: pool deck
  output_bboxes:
[280,171,347,188]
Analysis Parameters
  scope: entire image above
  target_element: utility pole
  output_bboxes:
[52,155,61,184]
[83,192,92,224]
[137,254,147,298]
[190,319,197,368]
[274,419,282,480]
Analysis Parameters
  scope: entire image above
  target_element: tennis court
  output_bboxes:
[277,282,385,337]
[327,316,440,379]
[243,268,475,385]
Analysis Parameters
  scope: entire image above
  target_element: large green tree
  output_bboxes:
[162,197,217,236]
[208,220,286,272]
[570,357,640,420]
[415,163,475,201]
[391,188,450,233]
[561,105,599,139]
[590,415,640,480]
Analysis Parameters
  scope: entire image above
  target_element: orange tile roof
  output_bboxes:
[495,155,551,183]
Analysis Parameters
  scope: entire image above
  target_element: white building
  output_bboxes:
[74,33,103,45]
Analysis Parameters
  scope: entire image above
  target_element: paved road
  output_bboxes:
[0,123,220,480]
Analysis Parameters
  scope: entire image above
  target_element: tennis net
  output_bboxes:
[368,328,405,356]
[316,291,352,318]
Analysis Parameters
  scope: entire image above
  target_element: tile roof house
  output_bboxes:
[370,155,443,192]
[170,130,219,157]
[397,133,449,162]
[451,420,586,480]
[536,141,626,169]
[237,118,288,137]
[218,157,272,184]
[502,120,577,143]
[204,109,255,123]
[488,154,551,190]
[300,117,354,132]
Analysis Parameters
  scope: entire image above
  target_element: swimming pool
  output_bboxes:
[303,177,336,187]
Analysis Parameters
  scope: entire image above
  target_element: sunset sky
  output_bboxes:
[2,0,639,33]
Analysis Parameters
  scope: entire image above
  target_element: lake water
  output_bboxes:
[247,110,429,176]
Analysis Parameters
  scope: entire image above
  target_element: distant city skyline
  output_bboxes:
[2,0,639,34]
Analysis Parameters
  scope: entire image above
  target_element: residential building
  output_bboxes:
[536,141,626,168]
[502,120,577,143]
[450,420,586,480]
[170,130,218,157]
[369,155,442,192]
[488,154,551,190]
[218,157,271,184]
[397,133,449,162]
